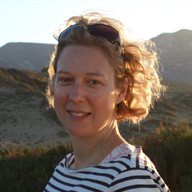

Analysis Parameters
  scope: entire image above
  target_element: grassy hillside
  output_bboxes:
[0,68,192,191]
[0,67,47,94]
[0,67,192,150]
[0,68,67,151]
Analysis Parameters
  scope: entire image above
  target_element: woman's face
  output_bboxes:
[53,45,124,138]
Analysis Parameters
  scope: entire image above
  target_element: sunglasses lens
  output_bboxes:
[87,24,119,44]
[58,24,120,45]
[58,24,77,42]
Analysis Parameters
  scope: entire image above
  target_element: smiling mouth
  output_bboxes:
[67,110,91,117]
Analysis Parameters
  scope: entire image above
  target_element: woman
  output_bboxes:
[44,12,170,192]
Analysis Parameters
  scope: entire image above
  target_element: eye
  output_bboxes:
[87,79,102,86]
[57,77,73,85]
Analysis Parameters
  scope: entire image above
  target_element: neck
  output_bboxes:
[70,122,126,169]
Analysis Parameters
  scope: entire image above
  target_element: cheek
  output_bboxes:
[54,88,67,109]
[95,93,117,112]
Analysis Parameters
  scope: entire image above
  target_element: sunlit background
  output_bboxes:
[0,0,192,46]
[1,1,192,192]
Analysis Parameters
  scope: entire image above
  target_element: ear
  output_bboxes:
[116,78,128,104]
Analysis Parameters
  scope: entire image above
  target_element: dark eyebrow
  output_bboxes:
[56,71,70,75]
[85,72,105,77]
[56,71,105,77]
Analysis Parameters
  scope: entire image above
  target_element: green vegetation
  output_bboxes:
[0,145,72,192]
[0,121,192,192]
[143,120,192,192]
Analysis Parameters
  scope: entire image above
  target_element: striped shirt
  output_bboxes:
[44,143,170,192]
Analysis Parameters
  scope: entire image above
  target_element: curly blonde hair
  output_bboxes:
[47,12,165,124]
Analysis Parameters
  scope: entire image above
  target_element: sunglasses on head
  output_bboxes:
[57,23,121,46]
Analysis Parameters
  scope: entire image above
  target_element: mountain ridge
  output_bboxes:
[151,29,192,84]
[0,29,192,84]
[0,42,54,72]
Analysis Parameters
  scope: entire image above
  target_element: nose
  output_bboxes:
[68,82,86,103]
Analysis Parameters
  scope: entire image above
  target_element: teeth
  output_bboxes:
[69,112,89,117]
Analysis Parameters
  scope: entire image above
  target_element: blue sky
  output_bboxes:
[0,0,192,47]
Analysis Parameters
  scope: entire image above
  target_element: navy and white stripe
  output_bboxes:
[44,144,170,192]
